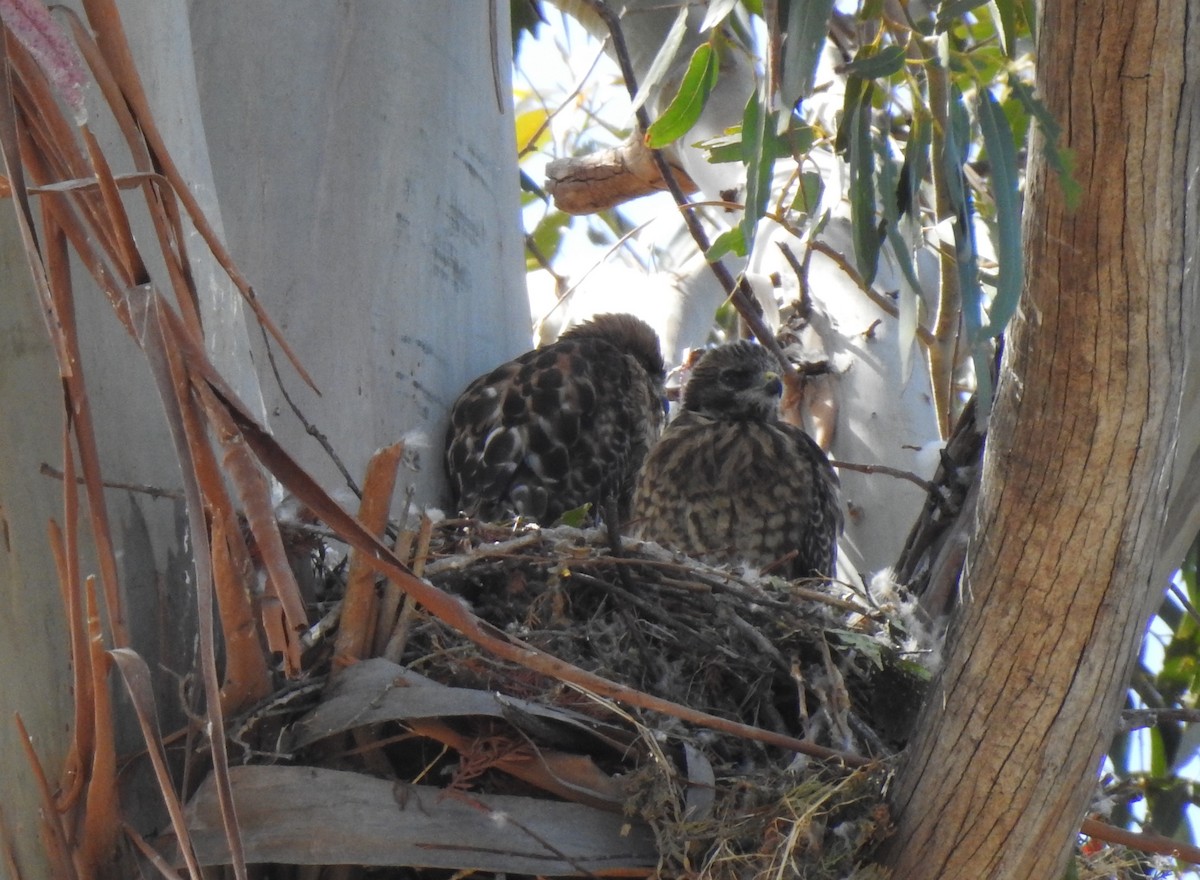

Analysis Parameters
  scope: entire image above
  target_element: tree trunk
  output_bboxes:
[880,1,1200,877]
[187,1,530,507]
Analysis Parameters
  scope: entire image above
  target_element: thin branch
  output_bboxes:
[1080,817,1200,865]
[829,458,937,493]
[808,240,937,346]
[1168,581,1200,630]
[1118,707,1200,733]
[258,322,362,498]
[39,462,183,501]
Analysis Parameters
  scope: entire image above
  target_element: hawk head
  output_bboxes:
[683,341,783,422]
[560,313,666,381]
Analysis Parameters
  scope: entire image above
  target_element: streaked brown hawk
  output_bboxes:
[631,340,842,579]
[445,313,666,523]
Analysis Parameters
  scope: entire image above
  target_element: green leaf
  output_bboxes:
[860,0,885,19]
[875,135,919,287]
[740,85,776,256]
[841,44,907,79]
[525,210,570,269]
[700,119,813,165]
[646,43,719,148]
[992,0,1018,57]
[847,81,881,283]
[1020,0,1036,40]
[773,118,815,158]
[835,74,872,158]
[937,0,990,30]
[630,5,690,115]
[780,0,836,108]
[791,170,824,216]
[875,133,924,378]
[898,112,931,220]
[555,503,591,528]
[707,226,747,261]
[976,89,1023,339]
[829,630,885,669]
[1150,725,1169,778]
[700,130,745,164]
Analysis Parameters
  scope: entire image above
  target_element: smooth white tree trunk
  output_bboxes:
[188,1,530,507]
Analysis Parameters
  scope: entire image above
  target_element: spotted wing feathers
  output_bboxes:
[446,314,666,523]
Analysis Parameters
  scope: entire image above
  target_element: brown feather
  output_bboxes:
[446,314,666,523]
[632,341,842,579]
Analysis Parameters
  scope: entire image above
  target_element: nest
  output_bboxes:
[162,517,932,878]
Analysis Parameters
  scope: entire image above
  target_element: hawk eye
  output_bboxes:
[720,367,758,387]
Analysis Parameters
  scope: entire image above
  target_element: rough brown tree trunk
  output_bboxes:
[880,1,1200,877]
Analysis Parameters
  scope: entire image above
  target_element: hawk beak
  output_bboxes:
[763,371,783,397]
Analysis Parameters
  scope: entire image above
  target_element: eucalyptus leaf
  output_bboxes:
[830,630,886,669]
[791,170,824,216]
[708,226,747,261]
[700,131,745,164]
[847,81,881,283]
[898,112,931,220]
[875,133,924,379]
[937,0,990,30]
[835,74,872,158]
[630,5,690,116]
[646,43,719,148]
[976,88,1023,339]
[740,85,776,256]
[699,0,740,31]
[992,0,1018,57]
[780,0,836,108]
[841,44,907,80]
[556,502,592,528]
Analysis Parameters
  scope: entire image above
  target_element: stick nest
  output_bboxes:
[206,517,933,878]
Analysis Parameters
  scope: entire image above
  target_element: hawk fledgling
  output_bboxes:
[446,313,666,523]
[632,341,842,579]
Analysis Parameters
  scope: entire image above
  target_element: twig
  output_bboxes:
[258,322,362,498]
[39,462,183,500]
[515,35,610,160]
[1118,707,1200,733]
[424,530,547,575]
[1168,582,1200,630]
[300,604,342,650]
[808,240,937,346]
[1080,817,1200,865]
[829,458,937,493]
[777,240,813,319]
[577,0,794,375]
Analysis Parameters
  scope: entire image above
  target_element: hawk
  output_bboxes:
[445,313,667,524]
[631,341,842,579]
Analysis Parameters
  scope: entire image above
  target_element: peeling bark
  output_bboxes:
[545,133,698,215]
[880,1,1200,877]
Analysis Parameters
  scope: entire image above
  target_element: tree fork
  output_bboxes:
[880,1,1199,877]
